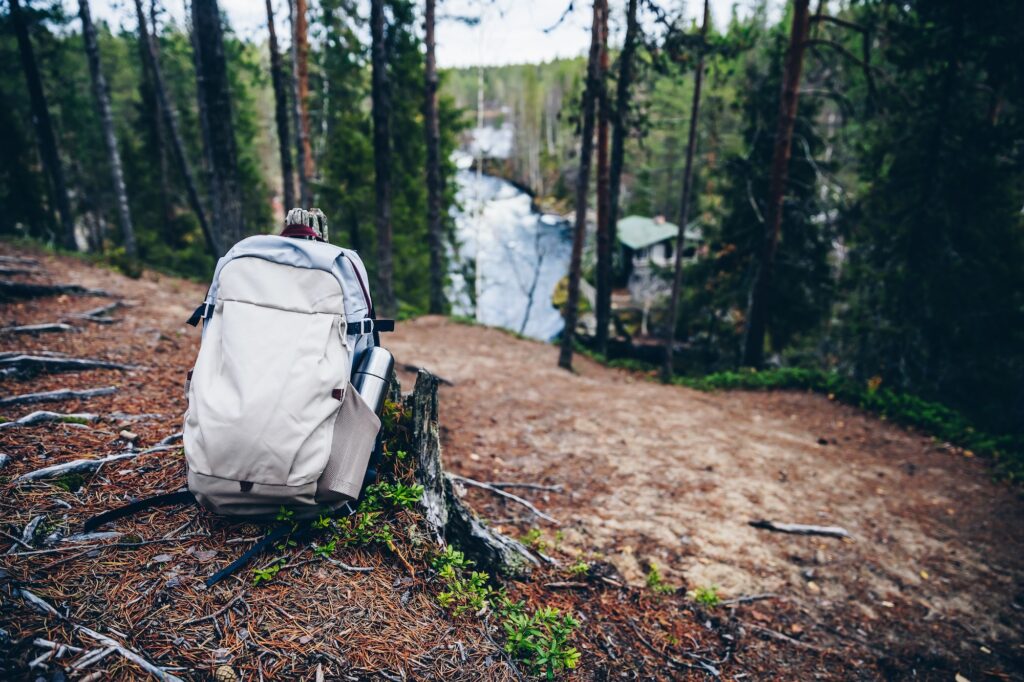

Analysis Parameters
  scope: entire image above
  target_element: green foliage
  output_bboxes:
[692,585,720,608]
[432,545,473,572]
[252,557,286,586]
[567,559,590,577]
[645,562,675,594]
[678,368,1024,481]
[500,602,581,679]
[520,528,547,553]
[53,474,85,492]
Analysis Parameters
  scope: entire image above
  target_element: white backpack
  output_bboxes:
[180,235,393,519]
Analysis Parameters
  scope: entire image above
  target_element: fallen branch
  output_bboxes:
[180,594,246,626]
[544,581,590,589]
[0,411,98,429]
[70,301,126,325]
[11,586,184,681]
[486,481,564,493]
[0,387,117,408]
[720,593,780,606]
[448,474,560,525]
[746,623,826,652]
[411,370,539,576]
[400,363,454,386]
[0,280,114,301]
[0,267,40,276]
[0,354,135,378]
[0,255,40,266]
[0,323,75,335]
[749,520,851,539]
[16,443,179,482]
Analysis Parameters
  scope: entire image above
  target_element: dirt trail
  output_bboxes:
[391,316,1024,675]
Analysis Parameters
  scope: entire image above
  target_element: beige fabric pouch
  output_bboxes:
[316,383,381,501]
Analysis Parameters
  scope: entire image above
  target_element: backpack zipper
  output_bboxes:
[343,253,374,314]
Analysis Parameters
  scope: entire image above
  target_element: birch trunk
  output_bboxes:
[79,0,137,259]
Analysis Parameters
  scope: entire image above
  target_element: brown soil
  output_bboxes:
[390,316,1024,680]
[1,243,1021,681]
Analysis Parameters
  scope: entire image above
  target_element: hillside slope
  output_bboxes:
[0,243,1021,681]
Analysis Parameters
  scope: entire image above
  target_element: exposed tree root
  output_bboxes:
[0,280,114,301]
[0,387,117,407]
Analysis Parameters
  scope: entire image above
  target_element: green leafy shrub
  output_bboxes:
[692,585,720,608]
[500,602,581,679]
[645,562,675,594]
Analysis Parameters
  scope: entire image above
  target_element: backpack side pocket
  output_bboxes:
[316,383,381,501]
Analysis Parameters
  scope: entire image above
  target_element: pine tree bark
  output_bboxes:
[594,1,612,355]
[10,0,76,251]
[662,0,709,382]
[289,0,313,206]
[139,2,173,243]
[370,0,395,317]
[742,0,811,368]
[558,0,605,371]
[608,0,639,282]
[133,0,217,257]
[78,0,137,259]
[191,0,244,254]
[265,0,296,212]
[424,0,444,314]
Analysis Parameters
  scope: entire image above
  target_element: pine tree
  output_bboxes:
[424,0,444,314]
[370,0,395,316]
[191,0,243,252]
[10,0,75,250]
[266,0,295,211]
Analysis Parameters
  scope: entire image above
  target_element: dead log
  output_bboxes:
[0,323,75,334]
[0,387,117,407]
[0,354,134,378]
[749,519,851,539]
[0,255,40,265]
[16,443,179,482]
[0,267,39,276]
[71,301,126,324]
[410,369,539,576]
[0,280,114,301]
[0,411,99,429]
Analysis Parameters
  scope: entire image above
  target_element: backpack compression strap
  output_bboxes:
[83,490,196,532]
[346,319,394,335]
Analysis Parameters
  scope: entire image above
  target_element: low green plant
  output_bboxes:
[377,481,424,509]
[53,474,85,492]
[645,562,675,594]
[252,557,286,586]
[692,585,720,608]
[433,545,473,572]
[567,559,590,577]
[520,528,547,552]
[501,602,581,679]
[313,538,337,559]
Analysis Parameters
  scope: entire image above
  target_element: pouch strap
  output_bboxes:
[83,490,196,532]
[345,319,395,335]
[186,302,213,327]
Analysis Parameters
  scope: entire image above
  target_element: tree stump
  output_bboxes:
[408,369,539,577]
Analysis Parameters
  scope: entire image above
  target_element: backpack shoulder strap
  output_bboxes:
[83,490,196,532]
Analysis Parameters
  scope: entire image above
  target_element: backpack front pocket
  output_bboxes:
[184,300,349,487]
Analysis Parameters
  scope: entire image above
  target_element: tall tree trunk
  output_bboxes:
[608,0,639,283]
[133,0,217,257]
[594,0,612,355]
[370,0,395,316]
[78,0,137,259]
[289,0,313,206]
[265,0,296,212]
[10,0,76,250]
[191,0,243,254]
[424,0,444,314]
[742,0,811,367]
[662,0,709,382]
[558,0,605,371]
[142,1,173,243]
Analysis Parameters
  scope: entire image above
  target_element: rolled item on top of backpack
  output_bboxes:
[351,346,394,417]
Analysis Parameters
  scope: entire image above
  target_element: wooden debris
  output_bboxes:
[448,474,560,525]
[16,443,179,482]
[0,267,38,276]
[10,586,185,681]
[0,411,99,429]
[0,322,75,334]
[400,362,454,386]
[410,370,539,576]
[71,300,126,324]
[0,255,40,265]
[749,519,852,539]
[0,386,117,407]
[0,354,134,378]
[485,481,564,493]
[0,280,114,301]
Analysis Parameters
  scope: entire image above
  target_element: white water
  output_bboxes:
[448,170,571,341]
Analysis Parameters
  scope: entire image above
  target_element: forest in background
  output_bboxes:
[1,0,1022,445]
[445,0,1024,443]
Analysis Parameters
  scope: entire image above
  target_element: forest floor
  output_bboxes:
[0,242,1021,681]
